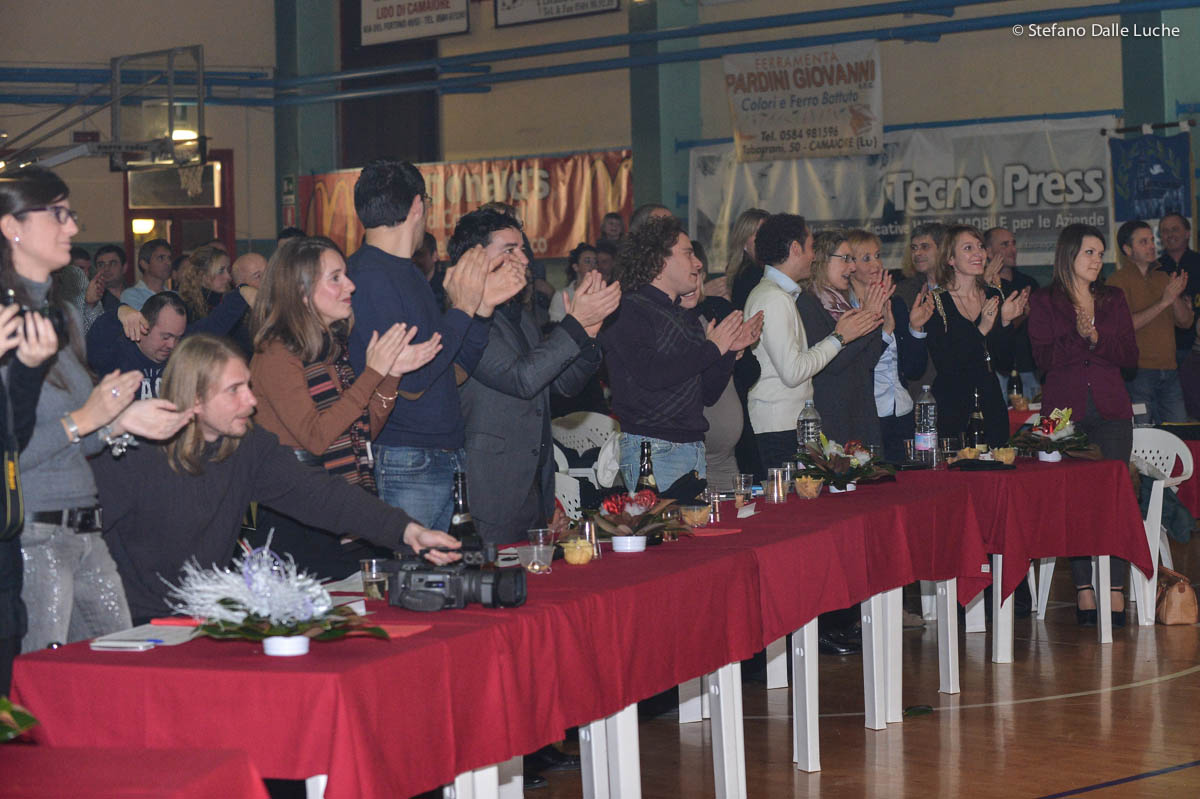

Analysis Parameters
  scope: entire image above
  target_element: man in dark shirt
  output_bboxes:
[1156,212,1200,359]
[346,160,524,530]
[600,215,761,492]
[94,334,460,623]
[985,226,1040,399]
[87,292,186,399]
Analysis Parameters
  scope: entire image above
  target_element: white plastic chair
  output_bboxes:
[550,412,620,455]
[554,471,583,519]
[1032,427,1189,627]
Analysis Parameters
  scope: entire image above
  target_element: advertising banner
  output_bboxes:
[1109,131,1192,222]
[298,149,633,259]
[689,118,1116,267]
[495,0,619,27]
[722,42,882,163]
[361,0,468,45]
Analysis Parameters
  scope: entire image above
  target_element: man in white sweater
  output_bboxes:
[744,214,880,468]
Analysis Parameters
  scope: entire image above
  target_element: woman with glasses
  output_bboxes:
[794,230,892,447]
[0,167,192,652]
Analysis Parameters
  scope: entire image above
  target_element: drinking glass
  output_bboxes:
[530,544,555,574]
[529,527,556,547]
[866,444,884,462]
[734,473,753,508]
[766,467,788,503]
[903,439,915,462]
[359,558,389,601]
[940,434,961,459]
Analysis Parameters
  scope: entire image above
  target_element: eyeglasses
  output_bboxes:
[21,205,80,226]
[829,253,857,263]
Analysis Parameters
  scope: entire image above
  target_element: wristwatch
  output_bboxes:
[62,413,81,444]
[830,331,845,346]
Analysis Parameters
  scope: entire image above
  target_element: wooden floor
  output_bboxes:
[537,554,1200,799]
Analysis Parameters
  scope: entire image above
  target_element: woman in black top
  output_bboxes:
[926,225,1030,447]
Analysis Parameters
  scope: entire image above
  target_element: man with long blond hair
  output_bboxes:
[94,333,461,623]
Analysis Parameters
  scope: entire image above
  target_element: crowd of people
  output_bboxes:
[0,161,1194,772]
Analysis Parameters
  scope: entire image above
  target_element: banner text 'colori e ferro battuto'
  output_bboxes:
[297,149,633,258]
[723,42,882,163]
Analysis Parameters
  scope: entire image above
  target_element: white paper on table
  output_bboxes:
[91,622,198,649]
[332,595,367,615]
[737,502,758,518]
[324,573,364,593]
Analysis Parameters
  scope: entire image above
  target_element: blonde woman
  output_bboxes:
[725,208,769,310]
[176,245,231,322]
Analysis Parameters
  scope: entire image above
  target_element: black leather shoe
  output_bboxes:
[818,630,861,656]
[523,773,548,790]
[1076,586,1097,627]
[526,745,582,773]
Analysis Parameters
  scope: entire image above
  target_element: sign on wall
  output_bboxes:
[689,118,1116,267]
[495,0,619,27]
[361,0,468,45]
[1109,132,1192,222]
[722,42,882,163]
[298,149,633,259]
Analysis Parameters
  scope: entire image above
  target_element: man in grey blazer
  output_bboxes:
[453,209,620,547]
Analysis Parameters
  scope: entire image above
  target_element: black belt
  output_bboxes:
[32,506,103,533]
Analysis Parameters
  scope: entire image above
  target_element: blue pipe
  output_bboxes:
[0,66,271,87]
[275,0,1200,107]
[276,0,994,90]
[0,93,274,107]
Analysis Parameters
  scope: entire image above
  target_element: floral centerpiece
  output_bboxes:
[588,490,693,543]
[796,435,895,491]
[1008,407,1101,459]
[165,543,388,653]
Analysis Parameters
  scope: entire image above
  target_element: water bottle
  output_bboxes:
[796,400,823,451]
[914,385,938,465]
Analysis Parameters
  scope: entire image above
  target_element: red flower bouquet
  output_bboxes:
[589,490,693,541]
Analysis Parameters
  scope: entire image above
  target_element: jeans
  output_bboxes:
[20,522,131,652]
[618,434,705,494]
[374,445,466,532]
[1125,368,1187,425]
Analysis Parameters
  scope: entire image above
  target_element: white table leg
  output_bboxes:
[447,763,500,799]
[607,703,641,798]
[992,554,1014,664]
[860,592,887,731]
[765,635,788,689]
[1036,558,1056,621]
[497,756,523,799]
[936,579,960,694]
[678,677,703,724]
[580,717,611,799]
[883,587,903,724]
[305,775,327,799]
[791,619,820,772]
[1096,554,1112,644]
[709,662,747,799]
[1026,562,1038,615]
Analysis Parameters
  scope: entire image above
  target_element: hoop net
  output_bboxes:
[178,164,204,198]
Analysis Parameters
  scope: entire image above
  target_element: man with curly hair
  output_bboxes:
[600,216,762,492]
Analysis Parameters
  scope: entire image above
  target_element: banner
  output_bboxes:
[495,0,619,27]
[722,42,882,163]
[298,149,633,259]
[689,118,1115,267]
[361,0,468,45]
[1109,132,1192,222]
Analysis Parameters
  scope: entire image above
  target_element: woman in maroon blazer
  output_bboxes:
[1028,223,1139,628]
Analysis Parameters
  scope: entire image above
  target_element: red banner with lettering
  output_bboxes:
[297,149,632,259]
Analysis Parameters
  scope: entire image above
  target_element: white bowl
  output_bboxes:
[263,635,310,657]
[611,535,647,553]
[1037,450,1063,462]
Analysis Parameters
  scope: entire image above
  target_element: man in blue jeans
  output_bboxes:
[347,160,524,530]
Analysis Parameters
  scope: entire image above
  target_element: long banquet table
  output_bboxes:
[9,458,1151,798]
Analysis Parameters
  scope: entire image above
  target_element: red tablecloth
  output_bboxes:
[0,746,270,798]
[11,546,762,799]
[1175,440,1200,517]
[689,472,991,644]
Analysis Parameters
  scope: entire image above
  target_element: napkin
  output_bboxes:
[691,527,742,537]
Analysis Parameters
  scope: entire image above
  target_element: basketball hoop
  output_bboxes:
[178,163,204,198]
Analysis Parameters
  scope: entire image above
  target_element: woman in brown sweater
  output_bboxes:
[248,236,441,577]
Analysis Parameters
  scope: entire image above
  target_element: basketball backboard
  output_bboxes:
[108,45,206,170]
